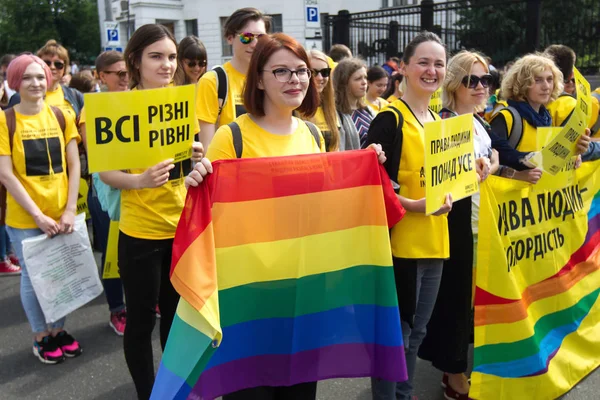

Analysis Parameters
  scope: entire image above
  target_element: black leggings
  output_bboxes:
[118,232,180,400]
[222,382,318,400]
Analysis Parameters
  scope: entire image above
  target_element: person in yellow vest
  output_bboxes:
[383,73,403,103]
[97,24,206,400]
[364,31,452,400]
[0,54,82,364]
[185,32,386,400]
[544,45,577,127]
[366,65,390,113]
[299,49,339,151]
[196,8,272,148]
[490,54,564,152]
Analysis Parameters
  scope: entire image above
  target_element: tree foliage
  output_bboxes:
[0,0,101,64]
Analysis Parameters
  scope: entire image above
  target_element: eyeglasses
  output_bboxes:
[185,60,206,68]
[103,70,128,79]
[461,74,492,89]
[312,68,331,78]
[43,60,65,70]
[564,78,575,84]
[265,68,312,83]
[239,32,265,44]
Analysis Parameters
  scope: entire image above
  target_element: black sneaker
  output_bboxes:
[33,335,65,365]
[53,331,82,358]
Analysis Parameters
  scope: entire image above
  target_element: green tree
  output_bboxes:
[0,0,100,64]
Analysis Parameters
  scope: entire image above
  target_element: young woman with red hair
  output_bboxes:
[0,54,82,364]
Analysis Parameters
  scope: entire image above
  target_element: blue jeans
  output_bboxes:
[371,259,443,400]
[0,224,11,259]
[88,186,125,313]
[6,226,66,333]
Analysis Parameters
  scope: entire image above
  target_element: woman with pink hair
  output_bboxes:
[0,53,82,364]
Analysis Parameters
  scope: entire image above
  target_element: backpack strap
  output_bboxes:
[304,121,321,149]
[591,115,600,136]
[228,121,243,158]
[4,107,16,152]
[505,106,523,150]
[213,66,228,122]
[50,106,66,133]
[384,106,404,192]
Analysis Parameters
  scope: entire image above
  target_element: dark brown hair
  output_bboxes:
[124,24,177,89]
[175,36,207,85]
[329,44,352,62]
[402,31,444,64]
[243,33,319,117]
[223,8,272,38]
[543,44,576,81]
[95,50,124,73]
[69,72,95,93]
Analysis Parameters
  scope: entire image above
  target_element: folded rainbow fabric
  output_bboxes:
[151,150,407,399]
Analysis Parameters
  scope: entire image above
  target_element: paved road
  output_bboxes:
[0,262,598,400]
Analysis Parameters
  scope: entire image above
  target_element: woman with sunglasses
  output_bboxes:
[0,53,82,364]
[77,51,129,337]
[175,36,207,85]
[98,24,206,400]
[298,49,339,151]
[333,58,375,150]
[196,8,271,148]
[186,32,385,400]
[366,66,390,113]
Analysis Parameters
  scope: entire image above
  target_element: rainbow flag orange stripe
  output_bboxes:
[152,150,407,400]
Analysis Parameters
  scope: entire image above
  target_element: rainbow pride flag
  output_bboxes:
[152,150,407,400]
[471,163,600,399]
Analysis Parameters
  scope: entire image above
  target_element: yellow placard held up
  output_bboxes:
[424,113,479,215]
[102,220,120,279]
[429,87,442,114]
[77,178,90,220]
[84,85,196,173]
[532,68,591,175]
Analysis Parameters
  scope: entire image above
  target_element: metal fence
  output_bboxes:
[323,0,600,74]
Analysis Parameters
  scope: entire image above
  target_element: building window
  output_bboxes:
[382,0,416,7]
[185,19,198,37]
[220,14,283,58]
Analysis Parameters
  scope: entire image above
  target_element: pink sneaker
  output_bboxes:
[109,310,126,336]
[53,331,82,357]
[0,259,20,276]
[33,335,65,364]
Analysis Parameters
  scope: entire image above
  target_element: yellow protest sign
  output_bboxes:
[84,85,196,173]
[471,161,600,400]
[102,220,120,279]
[77,178,90,220]
[429,87,442,114]
[424,113,479,215]
[532,68,591,175]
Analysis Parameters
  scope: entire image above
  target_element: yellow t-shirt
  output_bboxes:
[45,85,77,120]
[367,97,390,113]
[207,114,325,161]
[117,88,192,240]
[0,104,80,228]
[547,94,577,127]
[196,61,247,128]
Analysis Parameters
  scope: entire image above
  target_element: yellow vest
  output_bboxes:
[547,94,576,127]
[494,108,539,152]
[385,99,449,259]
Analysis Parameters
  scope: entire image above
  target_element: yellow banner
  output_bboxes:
[429,87,442,114]
[84,85,196,173]
[424,113,479,215]
[77,178,90,220]
[471,161,600,399]
[533,68,591,175]
[102,220,120,279]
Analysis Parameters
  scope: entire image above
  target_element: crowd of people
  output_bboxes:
[0,5,599,400]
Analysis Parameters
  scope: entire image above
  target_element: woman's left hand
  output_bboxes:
[575,129,591,155]
[59,210,76,234]
[475,157,491,182]
[191,141,204,163]
[185,158,213,189]
[367,143,387,164]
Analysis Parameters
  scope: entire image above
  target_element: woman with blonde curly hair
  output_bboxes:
[490,53,563,152]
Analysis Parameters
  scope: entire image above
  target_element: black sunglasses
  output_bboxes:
[564,78,575,84]
[312,68,332,78]
[43,60,65,70]
[186,60,206,68]
[103,70,129,79]
[461,74,492,89]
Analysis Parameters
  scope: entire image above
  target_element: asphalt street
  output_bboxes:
[0,257,598,400]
